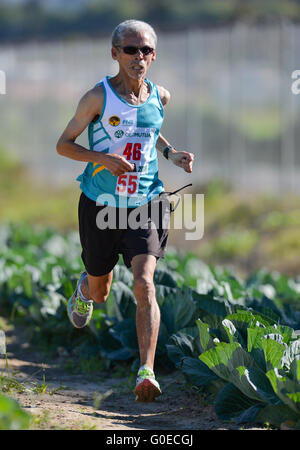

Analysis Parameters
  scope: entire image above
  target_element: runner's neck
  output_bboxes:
[109,75,150,105]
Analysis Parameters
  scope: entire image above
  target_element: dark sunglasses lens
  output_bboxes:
[141,46,153,55]
[122,46,153,55]
[123,46,138,54]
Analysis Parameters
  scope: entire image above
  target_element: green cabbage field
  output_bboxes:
[1,222,300,429]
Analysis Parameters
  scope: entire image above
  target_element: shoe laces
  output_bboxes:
[138,367,155,379]
[75,297,92,315]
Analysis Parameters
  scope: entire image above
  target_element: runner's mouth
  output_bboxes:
[131,66,145,71]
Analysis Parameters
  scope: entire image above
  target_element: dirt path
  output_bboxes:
[3,325,268,430]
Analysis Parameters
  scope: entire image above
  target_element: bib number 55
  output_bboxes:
[116,174,139,195]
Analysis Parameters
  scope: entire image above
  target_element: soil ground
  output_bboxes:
[2,324,269,431]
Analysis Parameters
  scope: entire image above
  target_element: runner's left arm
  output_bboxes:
[156,85,194,174]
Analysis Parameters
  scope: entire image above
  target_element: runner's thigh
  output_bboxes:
[78,192,120,276]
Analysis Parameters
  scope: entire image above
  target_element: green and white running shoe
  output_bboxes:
[134,365,162,402]
[67,271,93,329]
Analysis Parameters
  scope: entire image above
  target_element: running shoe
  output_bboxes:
[134,365,162,402]
[67,271,93,328]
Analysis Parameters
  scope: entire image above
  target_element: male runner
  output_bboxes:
[56,19,194,402]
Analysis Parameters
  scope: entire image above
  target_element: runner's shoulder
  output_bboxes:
[156,85,171,106]
[83,83,104,105]
[78,86,104,119]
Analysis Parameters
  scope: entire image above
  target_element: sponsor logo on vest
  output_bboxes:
[122,119,134,126]
[114,130,124,138]
[109,115,120,126]
[125,131,153,138]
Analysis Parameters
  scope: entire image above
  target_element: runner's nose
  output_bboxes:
[134,50,144,60]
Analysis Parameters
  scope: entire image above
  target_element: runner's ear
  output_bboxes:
[111,47,118,60]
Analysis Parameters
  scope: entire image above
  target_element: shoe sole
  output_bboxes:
[66,298,80,328]
[134,379,162,403]
[66,298,93,329]
[66,272,90,328]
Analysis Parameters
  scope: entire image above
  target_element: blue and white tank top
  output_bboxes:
[76,76,165,208]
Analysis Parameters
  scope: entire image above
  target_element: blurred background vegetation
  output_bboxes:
[2,0,300,43]
[1,0,300,278]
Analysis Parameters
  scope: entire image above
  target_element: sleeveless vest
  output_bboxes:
[76,76,165,208]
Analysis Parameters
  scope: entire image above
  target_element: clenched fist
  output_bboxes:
[101,153,135,176]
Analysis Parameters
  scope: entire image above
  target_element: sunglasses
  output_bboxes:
[116,45,154,56]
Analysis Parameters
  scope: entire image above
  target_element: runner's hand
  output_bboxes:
[170,150,194,173]
[100,154,135,176]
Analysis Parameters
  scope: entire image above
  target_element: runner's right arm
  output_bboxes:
[56,86,134,176]
[156,85,194,173]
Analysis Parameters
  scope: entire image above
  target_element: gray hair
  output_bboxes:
[111,20,157,48]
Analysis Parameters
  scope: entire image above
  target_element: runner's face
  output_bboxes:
[112,31,156,80]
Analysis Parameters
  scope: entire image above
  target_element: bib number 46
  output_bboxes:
[123,142,141,161]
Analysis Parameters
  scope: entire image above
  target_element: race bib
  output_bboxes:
[115,141,149,197]
[115,173,141,197]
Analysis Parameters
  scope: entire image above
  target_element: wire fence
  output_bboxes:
[0,22,300,193]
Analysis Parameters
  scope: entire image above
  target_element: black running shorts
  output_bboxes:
[78,192,171,276]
